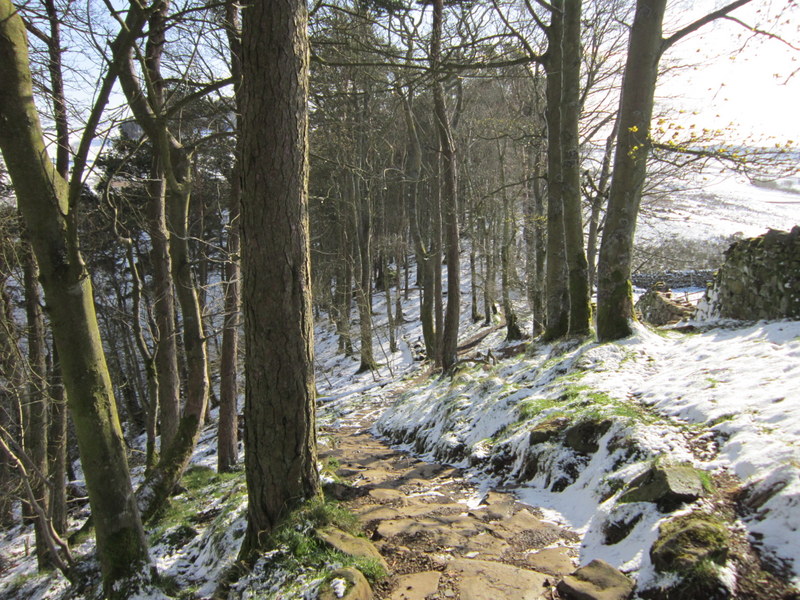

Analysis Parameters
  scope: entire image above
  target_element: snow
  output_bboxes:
[1,174,799,597]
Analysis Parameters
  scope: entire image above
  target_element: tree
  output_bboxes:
[596,0,752,341]
[431,0,461,371]
[0,0,155,594]
[218,0,243,474]
[239,0,320,557]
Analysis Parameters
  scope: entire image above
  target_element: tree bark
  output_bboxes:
[431,0,460,371]
[239,0,320,557]
[543,1,569,340]
[0,2,154,592]
[561,0,591,336]
[596,0,666,341]
[217,0,242,474]
[22,238,50,568]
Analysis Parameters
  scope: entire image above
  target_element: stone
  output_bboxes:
[557,559,634,600]
[619,464,707,511]
[324,481,370,501]
[698,228,800,321]
[529,417,570,445]
[318,567,373,600]
[564,419,612,455]
[389,571,441,600]
[650,513,729,573]
[461,531,511,559]
[368,488,405,502]
[479,491,517,520]
[445,558,550,600]
[522,547,575,576]
[634,285,695,326]
[315,526,389,572]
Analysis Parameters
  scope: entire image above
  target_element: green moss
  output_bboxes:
[255,497,387,587]
[706,413,736,427]
[651,512,730,575]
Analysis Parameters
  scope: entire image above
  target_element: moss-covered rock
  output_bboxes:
[315,526,389,573]
[619,464,707,511]
[650,512,729,573]
[564,418,613,455]
[318,567,373,600]
[529,416,571,445]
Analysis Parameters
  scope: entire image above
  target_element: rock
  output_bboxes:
[461,531,511,559]
[389,571,441,600]
[564,419,613,455]
[619,464,707,511]
[445,558,550,600]
[557,559,634,600]
[315,526,389,573]
[699,227,800,321]
[318,567,373,600]
[650,513,729,573]
[529,417,570,445]
[634,284,695,326]
[522,547,575,576]
[602,512,643,545]
[479,491,517,520]
[368,488,405,502]
[324,481,370,501]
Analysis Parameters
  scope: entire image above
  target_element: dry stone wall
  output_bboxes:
[697,226,800,320]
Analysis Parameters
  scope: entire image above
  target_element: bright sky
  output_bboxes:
[659,1,799,144]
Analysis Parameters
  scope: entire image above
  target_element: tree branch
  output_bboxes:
[660,0,752,55]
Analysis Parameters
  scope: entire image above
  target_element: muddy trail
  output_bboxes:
[318,403,583,600]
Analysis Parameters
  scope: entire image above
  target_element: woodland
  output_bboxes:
[0,0,797,598]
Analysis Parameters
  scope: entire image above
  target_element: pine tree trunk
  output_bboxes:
[239,0,320,557]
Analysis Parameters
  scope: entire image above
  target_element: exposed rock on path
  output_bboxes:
[320,420,581,599]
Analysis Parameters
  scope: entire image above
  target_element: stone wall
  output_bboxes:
[632,270,715,291]
[696,226,800,321]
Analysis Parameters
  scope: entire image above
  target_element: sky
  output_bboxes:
[658,0,799,144]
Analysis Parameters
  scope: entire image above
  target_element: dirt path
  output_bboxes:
[319,410,581,600]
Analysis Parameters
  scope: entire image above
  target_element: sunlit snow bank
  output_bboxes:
[374,319,800,593]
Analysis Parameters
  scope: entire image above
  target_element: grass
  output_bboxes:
[263,496,387,583]
[150,464,245,543]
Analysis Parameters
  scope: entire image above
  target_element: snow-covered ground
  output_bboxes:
[637,170,800,243]
[1,174,798,598]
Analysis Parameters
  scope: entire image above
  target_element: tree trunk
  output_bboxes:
[543,1,569,341]
[431,0,460,372]
[498,143,524,341]
[22,239,50,568]
[0,3,154,592]
[561,0,591,336]
[0,278,24,527]
[524,142,547,337]
[218,0,242,474]
[586,123,617,290]
[483,217,497,327]
[402,90,436,359]
[354,170,376,373]
[597,0,666,341]
[47,345,67,536]
[239,0,319,557]
[148,166,181,459]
